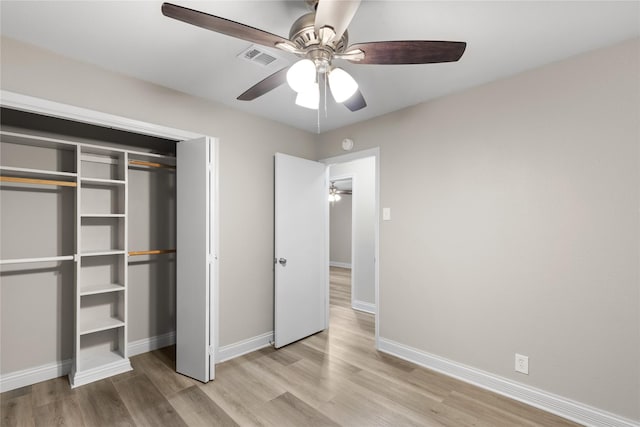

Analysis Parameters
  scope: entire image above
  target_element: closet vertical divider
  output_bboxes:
[122,151,129,366]
[73,143,81,388]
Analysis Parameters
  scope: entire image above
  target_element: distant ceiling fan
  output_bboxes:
[162,1,466,111]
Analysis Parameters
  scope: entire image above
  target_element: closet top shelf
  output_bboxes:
[1,131,176,160]
[0,130,77,150]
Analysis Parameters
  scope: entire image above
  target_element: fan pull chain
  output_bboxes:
[316,69,321,134]
[324,72,328,119]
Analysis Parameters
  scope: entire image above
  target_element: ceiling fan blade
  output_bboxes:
[315,0,361,42]
[237,67,290,101]
[162,3,292,50]
[343,88,367,112]
[345,41,467,65]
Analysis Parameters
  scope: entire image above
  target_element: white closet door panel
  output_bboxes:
[177,136,211,382]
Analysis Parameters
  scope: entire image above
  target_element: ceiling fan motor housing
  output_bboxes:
[289,12,348,72]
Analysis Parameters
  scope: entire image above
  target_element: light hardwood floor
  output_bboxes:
[1,267,581,426]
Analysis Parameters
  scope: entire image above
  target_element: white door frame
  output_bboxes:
[321,147,380,348]
[0,90,220,372]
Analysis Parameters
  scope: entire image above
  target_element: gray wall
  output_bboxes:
[0,36,317,361]
[329,193,352,266]
[330,158,376,306]
[317,38,640,421]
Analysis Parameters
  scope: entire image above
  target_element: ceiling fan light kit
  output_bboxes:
[295,82,320,110]
[286,58,316,93]
[161,1,466,113]
[328,67,358,103]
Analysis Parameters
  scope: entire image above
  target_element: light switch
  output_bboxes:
[383,208,391,221]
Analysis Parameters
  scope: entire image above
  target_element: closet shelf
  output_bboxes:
[0,255,75,265]
[0,166,77,180]
[80,283,125,296]
[80,250,126,257]
[80,177,125,186]
[79,316,125,336]
[81,213,125,218]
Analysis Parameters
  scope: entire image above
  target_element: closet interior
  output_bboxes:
[0,108,178,387]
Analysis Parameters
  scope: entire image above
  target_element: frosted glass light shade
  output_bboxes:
[295,83,319,110]
[328,67,358,103]
[286,59,316,93]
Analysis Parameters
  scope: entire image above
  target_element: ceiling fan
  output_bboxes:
[161,1,466,112]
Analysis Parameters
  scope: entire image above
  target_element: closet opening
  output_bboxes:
[0,96,216,390]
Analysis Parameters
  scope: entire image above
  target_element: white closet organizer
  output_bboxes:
[72,144,131,386]
[0,130,176,388]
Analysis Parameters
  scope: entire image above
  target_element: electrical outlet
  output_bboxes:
[515,353,529,374]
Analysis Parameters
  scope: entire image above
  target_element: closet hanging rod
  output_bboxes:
[128,249,176,256]
[128,160,176,170]
[0,176,77,187]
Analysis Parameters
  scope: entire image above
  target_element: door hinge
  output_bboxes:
[208,345,214,355]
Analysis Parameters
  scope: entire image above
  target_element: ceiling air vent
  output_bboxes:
[237,45,279,67]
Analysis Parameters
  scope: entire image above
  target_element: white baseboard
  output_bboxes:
[128,331,176,357]
[0,359,73,393]
[216,331,273,364]
[69,359,132,389]
[352,300,376,314]
[0,332,176,392]
[330,261,352,269]
[378,338,639,427]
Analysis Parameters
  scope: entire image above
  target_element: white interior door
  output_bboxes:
[274,153,328,348]
[176,136,216,382]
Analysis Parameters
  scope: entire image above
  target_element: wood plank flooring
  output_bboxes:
[1,267,581,426]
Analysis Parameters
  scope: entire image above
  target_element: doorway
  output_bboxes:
[328,177,353,308]
[323,148,379,347]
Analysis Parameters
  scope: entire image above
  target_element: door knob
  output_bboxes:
[278,258,287,266]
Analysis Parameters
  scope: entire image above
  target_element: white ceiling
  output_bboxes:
[1,1,638,134]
